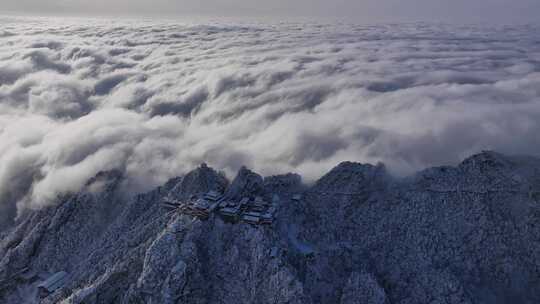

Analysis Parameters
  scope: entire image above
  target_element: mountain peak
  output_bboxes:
[225,166,264,200]
[459,150,513,170]
[168,164,228,200]
[314,161,387,193]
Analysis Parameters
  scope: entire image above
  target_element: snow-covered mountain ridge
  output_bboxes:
[0,151,539,303]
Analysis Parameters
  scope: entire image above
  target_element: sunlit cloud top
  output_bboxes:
[0,17,540,219]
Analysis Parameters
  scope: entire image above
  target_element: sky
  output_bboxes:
[1,0,540,23]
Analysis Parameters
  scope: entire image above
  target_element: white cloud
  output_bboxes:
[1,17,540,218]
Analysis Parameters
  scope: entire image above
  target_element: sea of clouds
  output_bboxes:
[1,16,540,220]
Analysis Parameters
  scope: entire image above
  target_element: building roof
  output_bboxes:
[204,190,221,201]
[242,215,260,223]
[194,199,210,209]
[221,207,239,215]
[37,271,68,293]
[270,247,280,258]
[244,211,261,217]
[224,201,237,207]
[261,213,272,220]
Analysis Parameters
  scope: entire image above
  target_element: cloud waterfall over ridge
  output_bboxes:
[1,17,540,216]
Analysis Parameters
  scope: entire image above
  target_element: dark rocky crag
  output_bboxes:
[0,151,539,304]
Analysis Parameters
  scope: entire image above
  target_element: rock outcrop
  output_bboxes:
[0,151,539,304]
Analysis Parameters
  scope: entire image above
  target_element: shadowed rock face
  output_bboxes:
[168,164,229,200]
[225,166,265,200]
[1,151,540,304]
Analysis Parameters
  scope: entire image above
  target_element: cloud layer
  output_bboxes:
[1,17,540,215]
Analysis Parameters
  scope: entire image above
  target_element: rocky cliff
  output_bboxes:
[0,151,539,304]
